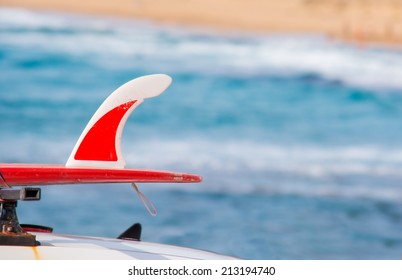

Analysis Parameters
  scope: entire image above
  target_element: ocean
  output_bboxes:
[1,7,402,259]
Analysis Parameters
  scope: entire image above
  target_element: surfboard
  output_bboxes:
[0,164,201,187]
[0,74,202,187]
[0,74,237,261]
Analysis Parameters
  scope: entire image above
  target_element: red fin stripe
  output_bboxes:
[74,101,137,161]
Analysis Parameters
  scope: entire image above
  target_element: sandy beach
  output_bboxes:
[2,0,402,46]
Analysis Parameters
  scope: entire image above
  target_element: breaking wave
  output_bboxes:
[2,136,402,202]
[2,8,402,90]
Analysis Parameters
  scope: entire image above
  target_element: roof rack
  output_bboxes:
[0,187,41,246]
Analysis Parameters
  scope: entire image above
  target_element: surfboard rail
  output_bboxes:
[0,164,202,187]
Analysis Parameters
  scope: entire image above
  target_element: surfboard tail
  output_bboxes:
[0,74,202,188]
[0,74,200,221]
[66,74,172,169]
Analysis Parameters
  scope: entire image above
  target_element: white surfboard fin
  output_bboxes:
[66,74,172,169]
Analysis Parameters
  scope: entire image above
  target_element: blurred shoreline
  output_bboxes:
[2,0,402,48]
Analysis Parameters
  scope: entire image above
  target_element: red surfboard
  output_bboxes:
[0,164,201,187]
[0,74,202,188]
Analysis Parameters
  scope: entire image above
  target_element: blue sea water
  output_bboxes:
[1,8,402,259]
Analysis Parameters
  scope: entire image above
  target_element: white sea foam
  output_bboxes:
[123,139,402,201]
[3,136,402,177]
[2,135,402,201]
[2,8,402,90]
[119,139,402,175]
